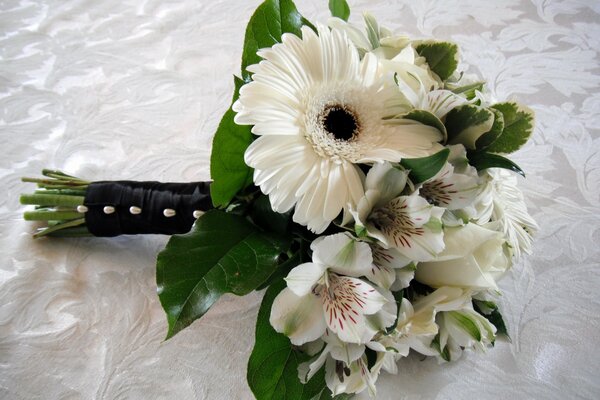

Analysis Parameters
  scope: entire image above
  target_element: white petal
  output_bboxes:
[270,288,327,346]
[365,262,396,289]
[416,255,499,290]
[285,262,326,297]
[322,276,387,343]
[312,233,373,277]
[329,341,365,365]
[364,162,409,205]
[300,344,330,383]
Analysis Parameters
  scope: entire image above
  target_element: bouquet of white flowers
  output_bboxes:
[21,0,537,398]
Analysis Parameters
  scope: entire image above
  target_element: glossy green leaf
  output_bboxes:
[248,279,327,400]
[486,102,535,154]
[445,104,495,150]
[157,210,290,339]
[328,0,350,21]
[211,0,315,207]
[255,251,301,291]
[250,194,292,235]
[467,151,525,177]
[241,0,315,82]
[404,109,447,142]
[209,76,254,207]
[400,148,450,184]
[415,41,459,81]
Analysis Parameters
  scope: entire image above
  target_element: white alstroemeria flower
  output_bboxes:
[351,162,445,262]
[436,307,496,362]
[320,340,389,398]
[472,169,538,259]
[270,233,392,345]
[328,15,453,117]
[234,24,443,233]
[300,327,397,397]
[392,53,469,119]
[390,287,472,357]
[299,330,365,384]
[324,353,382,397]
[419,145,481,211]
[328,13,442,96]
[328,13,408,58]
[368,244,415,290]
[415,223,512,291]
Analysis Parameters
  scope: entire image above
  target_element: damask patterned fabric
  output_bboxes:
[1,0,599,399]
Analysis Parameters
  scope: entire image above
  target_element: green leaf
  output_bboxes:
[404,110,447,142]
[415,41,459,81]
[209,76,254,207]
[241,0,315,83]
[255,251,301,291]
[400,148,450,184]
[445,104,495,150]
[211,0,316,207]
[475,107,505,150]
[467,151,525,177]
[486,308,509,338]
[250,194,292,235]
[248,279,327,400]
[328,0,350,21]
[157,210,290,339]
[473,300,510,338]
[486,102,535,154]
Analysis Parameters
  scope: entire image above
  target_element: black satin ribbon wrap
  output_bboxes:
[83,181,212,236]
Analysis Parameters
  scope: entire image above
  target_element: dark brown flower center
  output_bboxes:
[322,105,358,141]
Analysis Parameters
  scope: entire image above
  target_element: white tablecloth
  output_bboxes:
[1,0,599,399]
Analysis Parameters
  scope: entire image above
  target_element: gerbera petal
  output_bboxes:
[322,164,346,221]
[270,288,327,346]
[235,23,443,233]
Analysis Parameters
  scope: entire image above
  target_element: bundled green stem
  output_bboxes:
[20,169,92,238]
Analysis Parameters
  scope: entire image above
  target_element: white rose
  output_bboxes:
[415,223,511,290]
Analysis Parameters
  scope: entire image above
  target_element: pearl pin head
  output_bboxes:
[103,206,115,214]
[129,206,142,215]
[163,208,176,218]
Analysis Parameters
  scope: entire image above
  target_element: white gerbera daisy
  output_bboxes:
[233,25,443,233]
